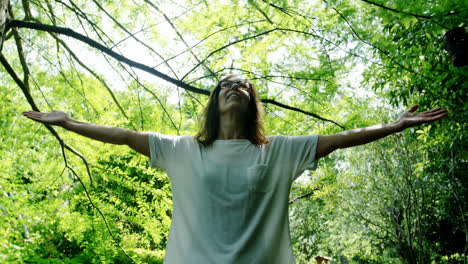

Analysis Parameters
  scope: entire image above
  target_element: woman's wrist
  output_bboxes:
[392,120,406,133]
[61,116,74,129]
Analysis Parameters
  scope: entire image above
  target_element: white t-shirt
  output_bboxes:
[149,133,319,264]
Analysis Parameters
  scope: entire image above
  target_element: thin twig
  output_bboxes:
[289,187,320,204]
[359,0,449,30]
[5,20,344,128]
[145,0,218,80]
[262,98,345,129]
[0,53,134,263]
[326,2,419,75]
[0,54,94,186]
[90,0,179,79]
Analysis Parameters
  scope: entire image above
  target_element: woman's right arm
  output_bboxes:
[23,111,150,157]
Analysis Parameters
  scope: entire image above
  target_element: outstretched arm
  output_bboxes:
[23,111,150,157]
[316,105,448,159]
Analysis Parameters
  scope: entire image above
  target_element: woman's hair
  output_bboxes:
[195,75,269,147]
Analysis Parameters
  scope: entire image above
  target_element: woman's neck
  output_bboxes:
[217,112,247,140]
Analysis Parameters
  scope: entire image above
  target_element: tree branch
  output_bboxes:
[63,148,135,263]
[263,99,345,129]
[326,2,419,75]
[0,53,135,263]
[0,53,94,186]
[51,30,137,129]
[5,19,344,128]
[144,0,218,80]
[152,20,268,69]
[7,4,31,89]
[360,0,431,19]
[90,0,180,79]
[359,0,449,30]
[289,187,320,204]
[6,19,210,94]
[181,28,279,80]
[250,1,274,24]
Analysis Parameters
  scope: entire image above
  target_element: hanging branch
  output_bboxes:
[143,1,212,131]
[4,19,344,128]
[0,53,94,186]
[61,147,135,263]
[111,2,200,50]
[261,0,318,26]
[360,0,431,19]
[289,187,320,204]
[28,39,100,114]
[262,98,344,129]
[359,0,449,30]
[355,212,401,241]
[45,0,177,130]
[0,54,135,263]
[128,73,181,134]
[54,0,114,45]
[326,3,419,76]
[217,67,330,82]
[153,19,268,68]
[184,26,389,80]
[7,4,31,89]
[15,29,101,115]
[12,29,30,86]
[249,1,274,24]
[90,0,180,79]
[144,0,218,80]
[5,19,209,93]
[261,0,294,18]
[99,48,181,134]
[181,28,279,80]
[51,32,137,129]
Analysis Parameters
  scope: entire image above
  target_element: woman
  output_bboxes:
[23,74,447,263]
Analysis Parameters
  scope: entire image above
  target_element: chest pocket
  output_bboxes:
[247,164,270,193]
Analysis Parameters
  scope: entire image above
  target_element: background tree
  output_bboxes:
[0,0,466,263]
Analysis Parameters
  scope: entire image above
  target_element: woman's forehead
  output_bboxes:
[221,75,245,82]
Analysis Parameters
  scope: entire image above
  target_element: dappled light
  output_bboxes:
[0,0,466,263]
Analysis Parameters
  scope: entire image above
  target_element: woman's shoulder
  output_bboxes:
[266,134,289,142]
[266,134,319,145]
[148,132,195,144]
[265,135,288,147]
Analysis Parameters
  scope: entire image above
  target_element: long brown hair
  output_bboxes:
[195,76,269,147]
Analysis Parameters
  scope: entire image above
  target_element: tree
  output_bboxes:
[1,0,465,262]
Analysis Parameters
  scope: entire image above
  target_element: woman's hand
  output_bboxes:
[396,105,448,130]
[23,110,70,127]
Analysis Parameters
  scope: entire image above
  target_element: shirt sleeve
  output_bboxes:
[282,135,319,182]
[148,132,179,170]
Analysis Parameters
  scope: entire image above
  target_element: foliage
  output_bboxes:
[1,0,466,263]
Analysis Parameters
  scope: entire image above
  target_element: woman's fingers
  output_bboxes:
[23,111,46,122]
[419,108,447,117]
[421,107,441,114]
[23,111,40,116]
[434,110,448,119]
[422,107,442,114]
[421,109,448,121]
[23,112,38,118]
[426,109,447,117]
[408,105,419,112]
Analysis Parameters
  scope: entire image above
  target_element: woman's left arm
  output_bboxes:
[316,105,448,159]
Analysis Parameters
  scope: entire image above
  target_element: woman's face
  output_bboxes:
[217,76,251,115]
